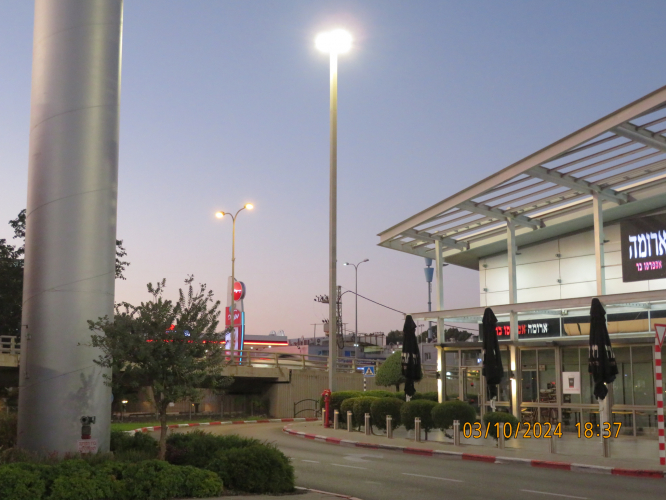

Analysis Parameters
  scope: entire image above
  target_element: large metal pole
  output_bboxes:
[18,0,123,453]
[230,215,236,364]
[507,221,521,419]
[435,240,445,403]
[328,52,338,391]
[593,193,606,296]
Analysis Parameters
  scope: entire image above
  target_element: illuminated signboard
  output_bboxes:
[620,214,666,282]
[492,318,560,338]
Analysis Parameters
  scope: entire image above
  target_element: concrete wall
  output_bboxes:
[479,222,666,306]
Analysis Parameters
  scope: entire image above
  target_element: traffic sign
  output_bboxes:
[362,366,375,377]
[655,324,666,347]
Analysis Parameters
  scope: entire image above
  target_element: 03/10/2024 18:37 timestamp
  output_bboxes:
[462,422,622,439]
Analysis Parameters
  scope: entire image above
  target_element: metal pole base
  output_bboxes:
[334,410,339,430]
[347,411,353,432]
[387,415,393,439]
[365,413,371,436]
[415,418,421,442]
[453,420,460,446]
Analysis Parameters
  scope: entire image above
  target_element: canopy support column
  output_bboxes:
[593,192,606,296]
[507,221,520,419]
[435,239,445,403]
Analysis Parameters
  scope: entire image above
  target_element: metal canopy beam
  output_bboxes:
[529,166,629,205]
[402,228,469,251]
[612,123,666,153]
[458,201,544,230]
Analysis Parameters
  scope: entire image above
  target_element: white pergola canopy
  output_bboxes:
[378,85,666,270]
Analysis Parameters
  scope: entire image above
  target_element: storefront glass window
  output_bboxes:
[561,408,580,432]
[538,349,556,404]
[521,350,537,403]
[561,348,581,405]
[445,368,459,401]
[631,346,654,406]
[580,347,596,405]
[635,410,658,436]
[463,368,481,412]
[498,350,511,402]
[611,347,632,405]
[445,351,459,367]
[461,350,482,367]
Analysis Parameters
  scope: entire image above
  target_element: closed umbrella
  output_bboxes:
[588,298,618,400]
[482,307,503,408]
[401,315,423,398]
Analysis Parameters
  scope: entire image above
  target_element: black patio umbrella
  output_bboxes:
[401,315,423,398]
[482,307,503,402]
[588,298,618,400]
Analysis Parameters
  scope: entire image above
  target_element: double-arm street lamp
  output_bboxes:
[215,203,253,363]
[343,259,369,352]
[316,28,352,392]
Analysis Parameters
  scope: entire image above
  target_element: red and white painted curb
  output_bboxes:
[128,417,319,434]
[282,427,666,479]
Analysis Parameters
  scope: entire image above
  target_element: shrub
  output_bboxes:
[319,391,362,418]
[431,401,477,431]
[122,459,183,500]
[110,430,158,456]
[411,391,439,402]
[0,464,46,500]
[363,390,404,400]
[0,412,17,449]
[207,444,294,494]
[179,465,224,498]
[165,430,260,467]
[482,411,520,440]
[339,398,356,428]
[401,400,437,438]
[370,398,404,430]
[350,397,379,429]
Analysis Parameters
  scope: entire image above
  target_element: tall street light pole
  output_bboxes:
[316,29,352,392]
[344,259,369,356]
[216,203,253,364]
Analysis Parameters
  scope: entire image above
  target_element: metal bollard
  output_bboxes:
[498,428,505,449]
[453,420,460,446]
[347,411,353,432]
[365,413,371,436]
[334,410,339,430]
[322,409,326,425]
[387,415,393,439]
[415,417,421,442]
[548,434,555,454]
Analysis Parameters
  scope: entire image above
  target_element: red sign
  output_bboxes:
[225,307,242,327]
[233,281,246,301]
[77,440,98,454]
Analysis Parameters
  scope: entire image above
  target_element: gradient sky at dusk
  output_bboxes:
[2,1,666,339]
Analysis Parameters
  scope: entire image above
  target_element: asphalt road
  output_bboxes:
[170,423,664,500]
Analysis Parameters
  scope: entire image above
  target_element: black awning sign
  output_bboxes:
[620,214,666,282]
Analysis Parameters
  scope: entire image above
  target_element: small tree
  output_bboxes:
[375,352,405,392]
[89,276,232,459]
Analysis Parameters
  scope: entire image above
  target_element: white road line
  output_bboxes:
[521,489,588,500]
[331,463,368,470]
[402,473,463,483]
[301,460,320,464]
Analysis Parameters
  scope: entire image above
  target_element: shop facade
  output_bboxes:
[379,85,666,437]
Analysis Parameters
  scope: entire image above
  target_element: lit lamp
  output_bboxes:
[121,400,128,422]
[316,28,352,393]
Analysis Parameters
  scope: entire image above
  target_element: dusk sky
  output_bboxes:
[2,1,666,340]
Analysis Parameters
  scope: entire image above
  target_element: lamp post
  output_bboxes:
[316,28,352,392]
[215,203,253,364]
[344,259,369,357]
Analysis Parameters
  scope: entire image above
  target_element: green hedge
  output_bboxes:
[0,458,223,500]
[362,390,404,400]
[166,430,260,468]
[411,392,439,402]
[340,399,357,429]
[370,398,404,430]
[431,401,477,431]
[350,397,379,428]
[206,444,294,494]
[401,400,437,437]
[482,412,520,440]
[0,413,17,450]
[319,391,362,418]
[110,431,158,460]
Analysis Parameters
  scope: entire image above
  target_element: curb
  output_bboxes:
[127,418,319,434]
[282,427,666,480]
[295,486,363,500]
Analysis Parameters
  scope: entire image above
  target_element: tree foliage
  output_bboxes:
[88,276,232,459]
[375,351,405,392]
[0,209,130,337]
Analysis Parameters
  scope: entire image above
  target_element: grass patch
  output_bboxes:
[111,415,267,432]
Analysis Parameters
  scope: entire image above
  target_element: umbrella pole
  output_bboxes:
[598,390,611,458]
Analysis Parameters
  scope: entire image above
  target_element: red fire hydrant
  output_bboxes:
[322,389,332,428]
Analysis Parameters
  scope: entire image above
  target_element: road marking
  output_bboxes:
[521,489,588,499]
[331,463,368,470]
[344,453,384,462]
[301,460,320,464]
[401,473,462,483]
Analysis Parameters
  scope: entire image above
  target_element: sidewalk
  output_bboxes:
[201,487,361,500]
[283,420,666,478]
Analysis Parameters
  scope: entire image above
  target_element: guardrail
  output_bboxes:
[0,336,20,355]
[0,340,438,377]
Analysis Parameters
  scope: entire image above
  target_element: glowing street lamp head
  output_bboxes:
[215,211,225,219]
[315,29,352,54]
[245,203,254,210]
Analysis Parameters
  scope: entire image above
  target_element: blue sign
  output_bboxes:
[362,366,375,377]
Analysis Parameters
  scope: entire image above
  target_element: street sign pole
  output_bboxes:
[654,324,666,466]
